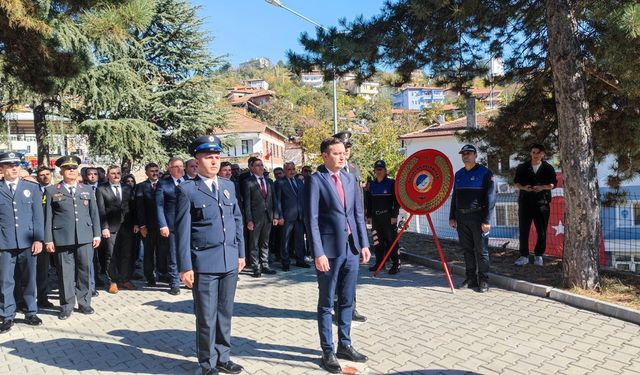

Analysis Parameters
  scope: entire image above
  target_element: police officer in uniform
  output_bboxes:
[332,131,367,322]
[175,135,245,375]
[448,144,496,293]
[0,152,44,333]
[365,160,401,274]
[45,156,101,320]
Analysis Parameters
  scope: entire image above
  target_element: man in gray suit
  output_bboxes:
[45,156,101,320]
[0,152,44,334]
[275,162,309,271]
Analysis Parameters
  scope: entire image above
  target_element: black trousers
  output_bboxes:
[518,202,551,257]
[56,243,93,313]
[455,212,490,282]
[249,215,271,270]
[372,215,399,266]
[36,251,52,303]
[143,228,160,282]
[280,219,305,266]
[105,228,134,283]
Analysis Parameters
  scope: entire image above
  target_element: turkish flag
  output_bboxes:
[528,172,606,265]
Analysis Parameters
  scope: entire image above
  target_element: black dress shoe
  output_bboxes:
[352,309,367,322]
[458,278,479,289]
[147,279,157,287]
[320,351,341,373]
[92,290,99,297]
[368,264,381,272]
[262,267,277,275]
[295,262,311,268]
[25,315,43,326]
[478,281,489,293]
[216,360,243,374]
[282,265,290,271]
[336,345,368,363]
[79,306,95,315]
[0,319,13,334]
[38,300,55,309]
[388,264,400,274]
[251,269,261,278]
[58,311,72,320]
[168,287,180,295]
[202,368,219,375]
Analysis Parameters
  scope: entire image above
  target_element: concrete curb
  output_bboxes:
[401,251,640,325]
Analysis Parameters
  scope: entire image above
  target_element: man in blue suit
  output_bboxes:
[304,137,371,373]
[0,152,44,334]
[155,157,185,295]
[176,135,245,375]
[275,161,309,271]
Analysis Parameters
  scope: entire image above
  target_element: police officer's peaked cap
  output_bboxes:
[190,135,222,156]
[0,151,23,164]
[333,131,353,148]
[374,160,386,169]
[458,144,477,154]
[55,155,81,168]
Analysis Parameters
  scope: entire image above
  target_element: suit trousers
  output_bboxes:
[1,248,37,320]
[316,242,360,352]
[106,229,134,283]
[281,219,305,266]
[455,212,490,282]
[143,229,160,281]
[36,251,52,302]
[158,232,180,288]
[56,244,93,313]
[194,270,238,371]
[518,202,551,257]
[249,216,271,270]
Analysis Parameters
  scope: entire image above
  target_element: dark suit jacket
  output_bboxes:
[275,177,304,222]
[0,179,44,250]
[175,177,245,273]
[96,183,134,232]
[135,179,158,229]
[241,174,277,223]
[155,176,181,231]
[303,165,369,259]
[44,183,101,246]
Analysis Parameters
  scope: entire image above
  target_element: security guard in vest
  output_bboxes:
[175,135,245,375]
[45,155,101,320]
[449,144,496,293]
[0,152,44,334]
[365,160,401,274]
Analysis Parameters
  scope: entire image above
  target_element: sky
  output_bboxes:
[191,0,388,67]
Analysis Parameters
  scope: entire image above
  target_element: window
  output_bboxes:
[616,202,640,227]
[241,140,253,155]
[495,203,518,226]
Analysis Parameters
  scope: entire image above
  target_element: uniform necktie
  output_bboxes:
[8,183,15,196]
[332,174,350,234]
[259,177,267,198]
[176,178,182,186]
[69,186,75,197]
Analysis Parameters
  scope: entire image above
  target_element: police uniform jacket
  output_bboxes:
[175,177,245,274]
[365,176,399,219]
[0,179,44,250]
[448,164,496,224]
[44,183,101,246]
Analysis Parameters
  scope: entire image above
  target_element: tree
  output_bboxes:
[287,0,640,288]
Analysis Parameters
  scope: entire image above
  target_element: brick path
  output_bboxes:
[1,263,640,374]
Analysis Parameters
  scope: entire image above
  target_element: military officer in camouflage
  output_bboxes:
[0,152,44,334]
[44,155,101,320]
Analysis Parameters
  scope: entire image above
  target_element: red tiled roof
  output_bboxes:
[222,110,287,140]
[399,110,499,139]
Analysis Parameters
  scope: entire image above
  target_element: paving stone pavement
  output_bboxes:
[1,263,640,375]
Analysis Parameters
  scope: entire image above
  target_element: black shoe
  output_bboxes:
[79,306,95,315]
[478,281,489,293]
[202,369,219,375]
[352,309,367,322]
[368,264,380,272]
[388,264,400,274]
[92,290,99,297]
[216,360,244,374]
[458,278,479,289]
[251,269,261,278]
[295,262,311,268]
[96,279,106,288]
[158,274,170,283]
[282,265,290,272]
[168,287,180,295]
[131,272,144,281]
[320,351,341,373]
[0,319,13,334]
[38,300,55,309]
[25,315,43,326]
[262,267,277,275]
[336,345,368,363]
[146,279,157,287]
[58,311,72,320]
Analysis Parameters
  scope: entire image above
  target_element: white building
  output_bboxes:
[300,71,324,88]
[245,78,270,91]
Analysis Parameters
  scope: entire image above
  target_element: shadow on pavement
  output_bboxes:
[389,371,483,375]
[0,337,194,374]
[143,299,317,320]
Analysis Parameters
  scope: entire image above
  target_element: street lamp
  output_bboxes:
[265,0,339,134]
